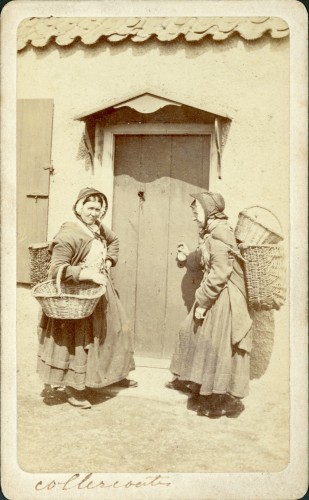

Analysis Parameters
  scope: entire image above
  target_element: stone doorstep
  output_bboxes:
[93,364,189,405]
[135,356,170,369]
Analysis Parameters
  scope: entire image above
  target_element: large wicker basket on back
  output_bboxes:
[236,206,286,311]
[239,244,286,310]
[32,264,106,319]
[235,206,283,245]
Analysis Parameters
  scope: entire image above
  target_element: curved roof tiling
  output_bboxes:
[17,16,289,51]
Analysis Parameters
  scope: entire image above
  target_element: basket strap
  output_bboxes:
[241,205,282,231]
[56,264,70,296]
[211,233,246,262]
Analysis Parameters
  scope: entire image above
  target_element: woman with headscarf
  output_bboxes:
[167,191,252,418]
[37,187,136,409]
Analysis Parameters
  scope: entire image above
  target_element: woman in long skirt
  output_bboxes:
[37,187,136,409]
[168,191,252,418]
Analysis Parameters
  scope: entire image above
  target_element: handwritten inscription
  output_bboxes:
[35,473,172,491]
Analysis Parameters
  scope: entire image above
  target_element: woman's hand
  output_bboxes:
[177,242,189,262]
[104,259,112,272]
[79,268,107,286]
[91,273,107,286]
[194,306,207,320]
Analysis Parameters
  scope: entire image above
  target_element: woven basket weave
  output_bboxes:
[235,206,283,245]
[28,242,52,287]
[240,244,286,311]
[32,264,106,319]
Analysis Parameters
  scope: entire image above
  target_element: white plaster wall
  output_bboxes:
[17,36,289,239]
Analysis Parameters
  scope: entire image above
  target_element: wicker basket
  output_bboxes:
[29,242,51,287]
[32,264,106,319]
[240,244,286,311]
[235,206,283,245]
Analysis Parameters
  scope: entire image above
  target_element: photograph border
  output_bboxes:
[1,1,308,498]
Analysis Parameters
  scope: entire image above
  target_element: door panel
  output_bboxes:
[163,136,209,358]
[134,136,171,357]
[112,136,141,330]
[17,99,53,283]
[112,134,210,360]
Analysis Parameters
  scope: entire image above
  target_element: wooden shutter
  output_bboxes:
[17,99,54,283]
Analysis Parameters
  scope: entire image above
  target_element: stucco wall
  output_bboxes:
[17,36,289,238]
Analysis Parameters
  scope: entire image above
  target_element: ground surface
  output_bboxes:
[16,286,289,474]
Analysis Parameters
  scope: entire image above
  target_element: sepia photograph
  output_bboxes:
[1,1,307,498]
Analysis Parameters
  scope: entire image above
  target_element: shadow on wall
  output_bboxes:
[249,309,275,380]
[76,130,94,172]
[179,253,204,313]
[180,267,204,312]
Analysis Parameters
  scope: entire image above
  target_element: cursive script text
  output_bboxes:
[35,473,172,491]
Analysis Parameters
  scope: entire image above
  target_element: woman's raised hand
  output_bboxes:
[177,242,189,262]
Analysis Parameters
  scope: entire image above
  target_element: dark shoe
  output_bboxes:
[198,393,245,418]
[67,396,91,409]
[113,378,138,388]
[41,386,67,405]
[224,394,245,418]
[165,379,191,393]
[188,382,201,396]
[66,387,92,409]
[41,385,66,397]
[43,395,67,406]
[197,395,214,416]
[197,394,227,418]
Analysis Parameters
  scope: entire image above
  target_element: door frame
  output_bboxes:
[95,123,216,227]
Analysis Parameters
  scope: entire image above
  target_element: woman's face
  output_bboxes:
[80,201,102,225]
[191,200,206,229]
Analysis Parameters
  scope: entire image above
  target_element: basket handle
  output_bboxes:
[56,264,70,296]
[241,205,283,231]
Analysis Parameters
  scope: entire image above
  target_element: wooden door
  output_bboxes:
[112,134,210,359]
[17,99,54,283]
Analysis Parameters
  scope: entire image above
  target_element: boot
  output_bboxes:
[66,386,91,409]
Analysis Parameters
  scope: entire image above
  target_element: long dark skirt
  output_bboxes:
[37,277,135,390]
[170,287,251,398]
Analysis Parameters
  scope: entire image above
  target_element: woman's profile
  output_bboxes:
[167,191,252,418]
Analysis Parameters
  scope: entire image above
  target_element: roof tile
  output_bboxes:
[185,30,209,42]
[131,33,153,43]
[107,34,129,42]
[211,31,231,41]
[126,18,141,28]
[81,26,108,44]
[17,16,289,51]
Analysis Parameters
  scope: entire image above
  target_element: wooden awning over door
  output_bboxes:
[74,91,232,179]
